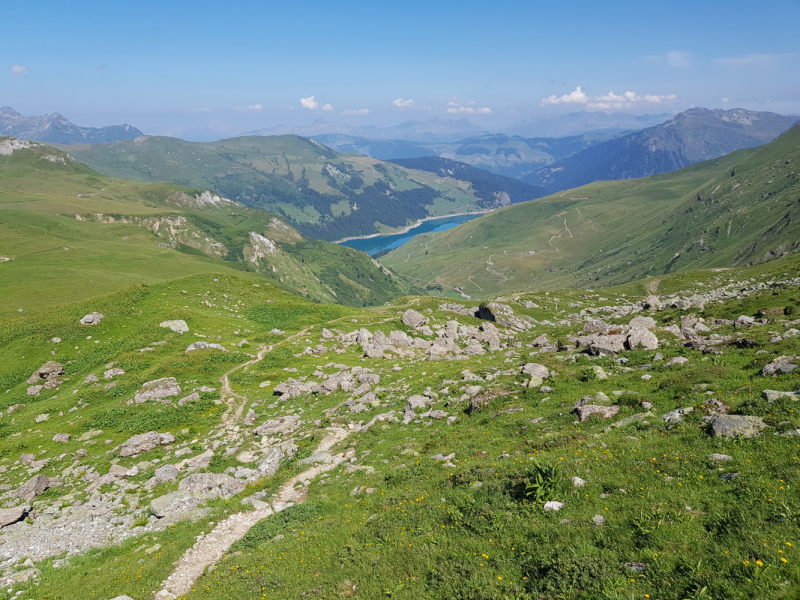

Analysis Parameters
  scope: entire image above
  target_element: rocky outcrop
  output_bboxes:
[185,341,228,353]
[708,415,767,438]
[16,475,62,501]
[401,309,429,329]
[120,431,176,457]
[80,312,104,325]
[160,320,189,333]
[132,378,181,404]
[478,302,532,332]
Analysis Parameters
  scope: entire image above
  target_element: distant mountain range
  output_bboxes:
[0,107,142,144]
[240,117,487,143]
[524,108,800,192]
[501,111,673,138]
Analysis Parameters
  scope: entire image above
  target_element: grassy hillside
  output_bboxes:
[1,249,800,599]
[0,138,417,317]
[61,135,500,241]
[380,125,800,299]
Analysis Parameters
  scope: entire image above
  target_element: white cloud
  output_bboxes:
[234,104,262,113]
[721,97,729,103]
[445,106,493,114]
[342,108,369,115]
[10,65,28,76]
[195,107,212,113]
[300,96,332,111]
[666,50,691,68]
[445,100,492,115]
[542,86,677,110]
[714,53,787,67]
[542,86,589,105]
[300,96,319,110]
[392,98,414,108]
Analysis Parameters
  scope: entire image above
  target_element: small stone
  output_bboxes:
[543,501,564,512]
[571,477,586,488]
[592,514,606,526]
[52,433,71,443]
[708,453,733,462]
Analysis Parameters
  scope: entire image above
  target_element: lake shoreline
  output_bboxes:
[333,210,492,244]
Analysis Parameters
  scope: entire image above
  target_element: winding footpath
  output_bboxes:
[155,426,351,599]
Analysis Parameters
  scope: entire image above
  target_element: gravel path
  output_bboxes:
[155,427,350,600]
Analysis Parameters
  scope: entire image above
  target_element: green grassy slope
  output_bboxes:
[0,138,417,317]
[61,135,492,241]
[2,255,800,599]
[380,125,800,298]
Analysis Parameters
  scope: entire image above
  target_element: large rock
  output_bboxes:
[253,415,300,436]
[574,405,620,422]
[583,320,610,334]
[27,361,64,384]
[762,356,800,376]
[579,334,627,356]
[478,302,532,332]
[709,415,767,438]
[401,309,429,329]
[629,316,657,329]
[521,363,549,379]
[160,319,189,333]
[626,328,659,350]
[178,473,245,498]
[150,490,207,518]
[16,474,62,501]
[80,312,103,325]
[120,431,175,457]
[256,447,283,477]
[763,390,800,403]
[145,464,179,489]
[185,341,228,353]
[0,506,28,528]
[132,377,181,404]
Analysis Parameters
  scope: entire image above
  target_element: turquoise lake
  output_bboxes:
[337,213,482,256]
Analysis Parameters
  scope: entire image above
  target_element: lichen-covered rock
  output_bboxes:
[185,341,228,353]
[160,319,189,333]
[0,506,28,528]
[16,474,62,501]
[52,433,71,443]
[132,377,181,404]
[178,473,245,498]
[521,363,549,379]
[80,312,103,325]
[574,404,620,422]
[478,302,532,332]
[709,415,767,438]
[253,415,300,436]
[762,355,800,376]
[402,309,429,329]
[120,431,175,457]
[626,328,659,350]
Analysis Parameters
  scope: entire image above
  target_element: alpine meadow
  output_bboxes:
[2,2,800,600]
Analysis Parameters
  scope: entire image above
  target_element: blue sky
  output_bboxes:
[3,0,799,136]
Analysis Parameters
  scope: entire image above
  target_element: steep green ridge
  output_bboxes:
[61,135,495,241]
[380,125,800,298]
[0,138,417,317]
